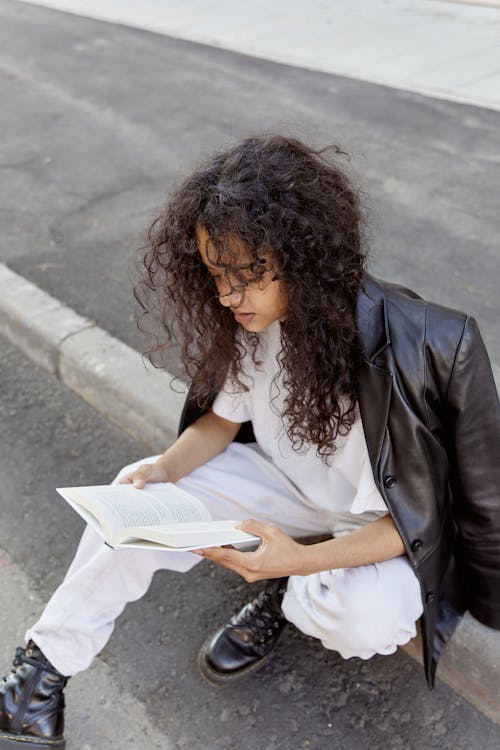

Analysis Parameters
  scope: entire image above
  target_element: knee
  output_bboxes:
[284,564,422,659]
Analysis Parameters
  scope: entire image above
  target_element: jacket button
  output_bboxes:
[426,592,437,605]
[383,474,397,489]
[412,539,424,552]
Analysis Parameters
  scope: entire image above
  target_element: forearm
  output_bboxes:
[200,514,407,582]
[156,409,241,483]
[296,514,406,576]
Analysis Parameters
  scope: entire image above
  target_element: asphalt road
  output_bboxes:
[1,1,500,747]
[1,0,499,382]
[1,334,499,750]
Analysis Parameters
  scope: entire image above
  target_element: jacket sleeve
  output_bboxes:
[446,315,500,629]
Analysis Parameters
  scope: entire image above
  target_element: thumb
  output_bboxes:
[237,518,276,539]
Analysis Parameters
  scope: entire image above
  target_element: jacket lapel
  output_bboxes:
[356,276,393,478]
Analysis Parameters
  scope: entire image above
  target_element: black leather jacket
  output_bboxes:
[178,274,500,687]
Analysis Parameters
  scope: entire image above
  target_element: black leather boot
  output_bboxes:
[0,641,68,749]
[198,577,288,686]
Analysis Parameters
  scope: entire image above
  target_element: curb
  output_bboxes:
[0,262,498,724]
[0,263,186,452]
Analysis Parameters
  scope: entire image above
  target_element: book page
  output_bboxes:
[57,483,211,541]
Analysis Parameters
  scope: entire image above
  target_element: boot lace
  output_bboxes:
[2,646,63,682]
[2,647,26,682]
[233,591,286,645]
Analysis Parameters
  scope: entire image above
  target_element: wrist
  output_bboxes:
[294,539,336,576]
[293,541,318,576]
[155,454,176,482]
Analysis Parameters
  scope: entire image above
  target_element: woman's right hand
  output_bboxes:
[118,460,170,489]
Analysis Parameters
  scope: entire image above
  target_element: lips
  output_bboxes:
[232,311,255,323]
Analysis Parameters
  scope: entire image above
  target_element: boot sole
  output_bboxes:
[0,733,65,749]
[197,634,275,687]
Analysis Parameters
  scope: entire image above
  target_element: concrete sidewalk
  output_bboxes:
[1,261,499,726]
[18,0,500,111]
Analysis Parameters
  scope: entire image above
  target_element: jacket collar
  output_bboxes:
[355,274,393,475]
[356,274,391,363]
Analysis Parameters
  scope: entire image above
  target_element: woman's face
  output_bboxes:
[196,225,289,333]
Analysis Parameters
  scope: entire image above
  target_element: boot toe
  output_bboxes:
[203,628,259,675]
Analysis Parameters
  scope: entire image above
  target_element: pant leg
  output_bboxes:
[27,443,331,675]
[282,555,424,659]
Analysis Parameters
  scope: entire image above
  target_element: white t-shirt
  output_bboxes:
[212,320,388,536]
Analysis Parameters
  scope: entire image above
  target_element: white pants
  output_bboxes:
[27,443,423,676]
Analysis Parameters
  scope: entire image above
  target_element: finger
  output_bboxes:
[237,518,277,539]
[131,466,152,489]
[192,547,263,582]
[117,474,133,484]
[191,547,229,557]
[196,546,249,568]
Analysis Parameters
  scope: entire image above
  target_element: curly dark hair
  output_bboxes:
[135,134,368,458]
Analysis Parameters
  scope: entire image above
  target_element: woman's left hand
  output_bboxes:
[193,519,305,581]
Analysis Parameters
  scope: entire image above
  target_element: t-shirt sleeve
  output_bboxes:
[212,380,251,424]
[349,451,388,515]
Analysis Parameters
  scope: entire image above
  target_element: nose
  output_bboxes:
[215,278,245,307]
[218,290,244,308]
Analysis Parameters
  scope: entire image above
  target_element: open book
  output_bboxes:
[56,483,260,552]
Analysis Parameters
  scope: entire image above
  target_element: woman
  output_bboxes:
[1,134,499,750]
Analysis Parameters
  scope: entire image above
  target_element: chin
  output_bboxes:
[242,321,263,332]
[239,319,262,332]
